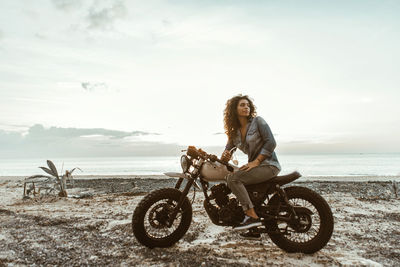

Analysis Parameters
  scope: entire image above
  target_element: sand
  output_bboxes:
[0,175,399,266]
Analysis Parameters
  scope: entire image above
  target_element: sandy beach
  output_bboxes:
[1,175,399,266]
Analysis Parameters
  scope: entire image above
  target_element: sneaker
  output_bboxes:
[234,216,262,230]
[240,230,261,239]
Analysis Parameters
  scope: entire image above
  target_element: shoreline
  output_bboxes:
[1,174,400,182]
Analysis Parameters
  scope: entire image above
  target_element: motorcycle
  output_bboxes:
[132,146,334,253]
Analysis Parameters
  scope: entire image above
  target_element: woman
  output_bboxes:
[221,94,281,233]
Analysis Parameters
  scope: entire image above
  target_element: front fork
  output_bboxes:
[167,178,194,226]
[174,178,184,190]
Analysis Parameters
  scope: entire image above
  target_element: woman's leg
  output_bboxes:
[226,165,279,215]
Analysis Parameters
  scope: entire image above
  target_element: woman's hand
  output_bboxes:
[220,150,231,162]
[239,160,260,172]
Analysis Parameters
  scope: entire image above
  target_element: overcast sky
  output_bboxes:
[1,0,399,157]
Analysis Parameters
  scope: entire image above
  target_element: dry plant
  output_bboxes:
[23,160,82,198]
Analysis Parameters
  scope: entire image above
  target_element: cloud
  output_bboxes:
[27,124,153,140]
[81,82,109,92]
[0,123,30,133]
[0,29,3,41]
[162,19,172,27]
[52,0,82,11]
[0,130,23,148]
[0,124,174,158]
[86,1,127,30]
[51,0,127,32]
[1,124,399,158]
[34,33,46,40]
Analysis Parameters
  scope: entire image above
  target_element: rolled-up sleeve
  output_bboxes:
[257,116,276,158]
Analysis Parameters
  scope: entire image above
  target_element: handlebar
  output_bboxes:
[209,154,234,172]
[187,146,234,172]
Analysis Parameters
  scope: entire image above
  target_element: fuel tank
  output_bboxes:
[200,161,239,182]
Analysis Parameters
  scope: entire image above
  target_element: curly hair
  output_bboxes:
[223,94,257,142]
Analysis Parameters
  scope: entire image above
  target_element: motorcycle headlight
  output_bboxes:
[180,155,191,173]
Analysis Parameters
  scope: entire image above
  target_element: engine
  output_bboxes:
[210,183,231,206]
[204,183,244,226]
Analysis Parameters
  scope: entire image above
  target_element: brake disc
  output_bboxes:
[290,212,312,233]
[148,202,176,228]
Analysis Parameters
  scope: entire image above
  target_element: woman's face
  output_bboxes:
[236,98,250,118]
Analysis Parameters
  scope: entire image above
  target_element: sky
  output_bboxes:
[0,0,399,157]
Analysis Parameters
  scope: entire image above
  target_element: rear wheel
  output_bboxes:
[267,186,334,254]
[132,188,192,248]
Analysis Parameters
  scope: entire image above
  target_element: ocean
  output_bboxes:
[0,153,399,177]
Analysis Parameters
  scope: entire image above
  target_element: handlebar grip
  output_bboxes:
[209,154,234,172]
[209,155,218,162]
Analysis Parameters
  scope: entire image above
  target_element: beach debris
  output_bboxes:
[392,180,398,198]
[23,160,82,199]
[64,167,81,188]
[353,181,400,201]
[71,192,94,199]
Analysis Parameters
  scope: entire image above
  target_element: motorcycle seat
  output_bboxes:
[245,171,302,193]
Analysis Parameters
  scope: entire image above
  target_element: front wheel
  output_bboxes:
[132,188,192,248]
[267,186,334,254]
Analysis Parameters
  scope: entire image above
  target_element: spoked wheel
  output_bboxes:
[132,188,192,248]
[267,186,334,254]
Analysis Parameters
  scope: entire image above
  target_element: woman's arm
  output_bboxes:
[240,117,276,171]
[225,139,235,152]
[256,116,277,158]
[240,154,267,171]
[221,139,234,162]
[255,154,267,164]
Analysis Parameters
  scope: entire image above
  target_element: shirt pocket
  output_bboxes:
[246,128,259,143]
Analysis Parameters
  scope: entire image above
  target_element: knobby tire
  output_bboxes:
[268,186,334,254]
[132,188,192,248]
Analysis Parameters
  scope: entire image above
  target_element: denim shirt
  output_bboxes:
[225,116,281,170]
